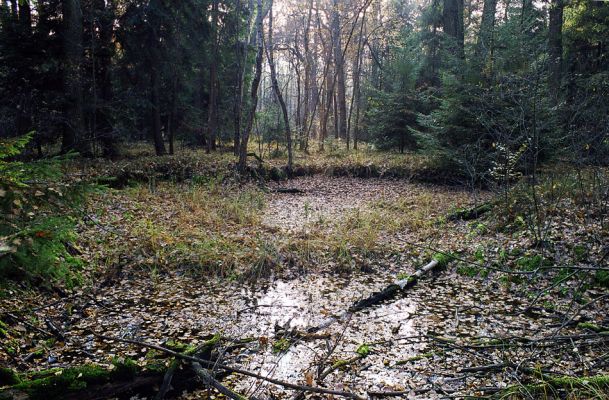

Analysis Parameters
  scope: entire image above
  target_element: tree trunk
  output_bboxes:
[350,11,366,151]
[476,0,497,75]
[332,0,347,141]
[443,0,464,58]
[238,0,264,172]
[548,0,563,100]
[96,0,118,158]
[206,0,219,153]
[266,0,293,171]
[150,66,166,156]
[61,0,87,154]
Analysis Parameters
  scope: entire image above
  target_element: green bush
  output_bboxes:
[0,134,90,288]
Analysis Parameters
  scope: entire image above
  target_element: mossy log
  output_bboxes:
[0,336,225,400]
[447,203,493,221]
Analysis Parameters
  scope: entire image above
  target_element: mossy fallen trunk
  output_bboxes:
[0,336,225,400]
[497,374,609,399]
[0,359,158,400]
[447,203,493,221]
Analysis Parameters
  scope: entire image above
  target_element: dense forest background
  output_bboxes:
[1,0,607,178]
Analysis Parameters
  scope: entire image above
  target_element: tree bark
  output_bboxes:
[96,0,118,158]
[266,0,293,171]
[476,0,497,75]
[548,0,563,100]
[150,66,166,156]
[332,0,347,141]
[61,0,87,154]
[238,0,264,172]
[443,0,464,58]
[206,0,219,153]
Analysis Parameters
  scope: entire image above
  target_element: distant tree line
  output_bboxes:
[0,0,607,178]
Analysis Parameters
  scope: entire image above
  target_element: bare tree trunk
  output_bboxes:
[266,0,293,171]
[233,0,244,155]
[206,0,219,153]
[96,0,118,158]
[62,0,87,154]
[476,0,497,74]
[332,0,347,141]
[443,0,464,58]
[548,0,563,100]
[150,66,166,156]
[238,0,264,172]
[301,0,314,150]
[348,10,366,150]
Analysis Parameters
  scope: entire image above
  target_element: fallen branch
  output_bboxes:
[307,257,448,333]
[93,333,365,399]
[350,258,440,312]
[272,188,305,194]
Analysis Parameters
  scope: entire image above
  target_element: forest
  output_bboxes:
[0,0,608,398]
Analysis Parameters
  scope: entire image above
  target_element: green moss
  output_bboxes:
[272,338,291,353]
[356,344,371,357]
[0,368,20,386]
[594,270,609,288]
[457,264,479,277]
[433,252,455,267]
[12,358,142,400]
[331,359,350,369]
[577,322,609,333]
[516,255,551,271]
[572,244,588,262]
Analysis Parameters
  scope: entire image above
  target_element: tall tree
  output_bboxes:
[206,0,219,153]
[238,0,264,172]
[548,0,563,99]
[443,0,464,58]
[331,0,347,141]
[476,0,497,76]
[266,0,293,170]
[62,0,86,154]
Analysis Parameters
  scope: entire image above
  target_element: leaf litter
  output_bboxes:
[1,175,608,399]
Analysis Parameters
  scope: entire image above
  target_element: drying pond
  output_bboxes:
[3,176,607,399]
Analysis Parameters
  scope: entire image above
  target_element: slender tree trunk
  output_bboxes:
[302,0,313,150]
[150,66,166,156]
[266,0,293,171]
[332,0,347,141]
[96,0,118,158]
[349,11,366,151]
[548,0,563,100]
[61,0,87,154]
[238,0,264,172]
[206,0,219,153]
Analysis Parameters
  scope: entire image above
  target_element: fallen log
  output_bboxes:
[447,203,492,221]
[0,359,198,400]
[92,334,366,399]
[307,255,450,333]
[350,258,440,312]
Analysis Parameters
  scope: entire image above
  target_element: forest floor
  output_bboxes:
[1,152,609,399]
